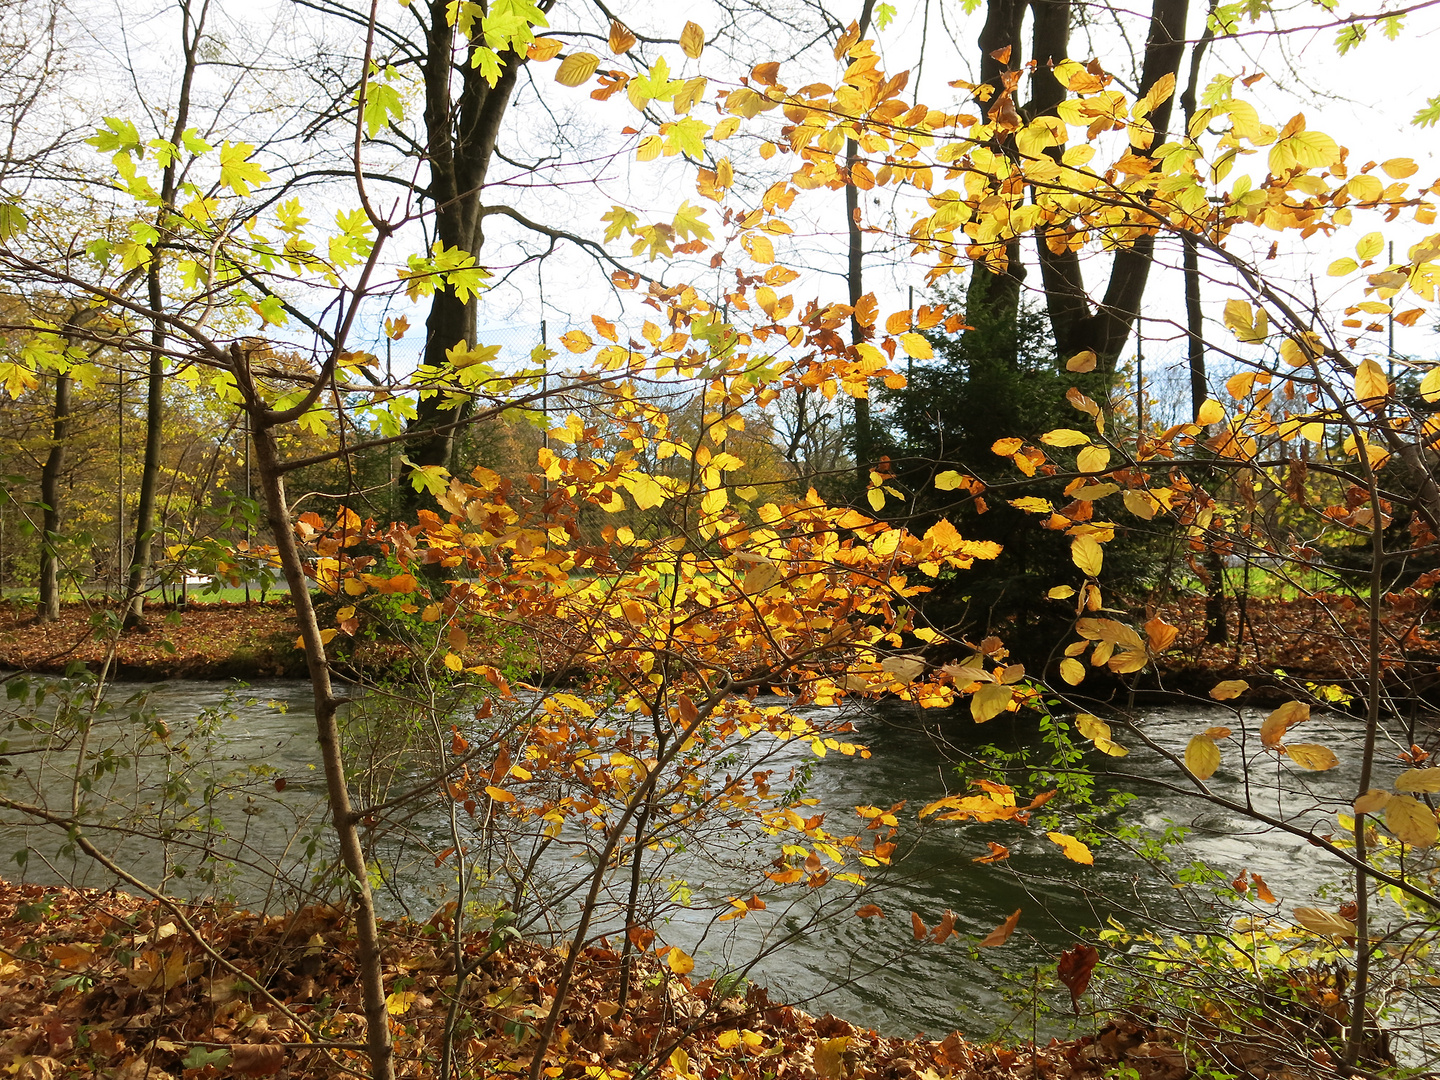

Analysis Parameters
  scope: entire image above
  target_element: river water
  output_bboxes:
[0,676,1390,1040]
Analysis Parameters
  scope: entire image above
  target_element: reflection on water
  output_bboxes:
[0,676,1380,1039]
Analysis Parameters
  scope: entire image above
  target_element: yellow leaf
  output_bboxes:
[623,472,667,510]
[1071,535,1103,577]
[1285,743,1338,771]
[554,51,600,86]
[991,437,1024,456]
[1381,156,1418,179]
[1260,700,1309,748]
[815,1038,852,1080]
[1355,231,1385,260]
[934,470,967,490]
[1047,832,1094,865]
[867,487,885,511]
[666,946,695,974]
[1059,657,1085,685]
[1195,398,1224,426]
[680,20,705,58]
[1354,358,1388,402]
[899,332,933,359]
[1397,767,1440,793]
[1420,368,1440,404]
[1209,679,1248,700]
[1185,734,1221,780]
[485,785,516,802]
[386,990,417,1015]
[1048,585,1076,599]
[1123,490,1156,520]
[1293,906,1357,936]
[1066,349,1097,372]
[1327,257,1359,277]
[1041,428,1090,447]
[1076,445,1110,473]
[1387,795,1438,847]
[970,682,1015,723]
[443,652,463,672]
[1353,789,1392,814]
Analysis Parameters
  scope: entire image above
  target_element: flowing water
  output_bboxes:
[0,675,1389,1039]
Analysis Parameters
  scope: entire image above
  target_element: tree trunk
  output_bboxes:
[123,289,164,628]
[37,368,70,621]
[249,410,396,1080]
[1178,27,1226,645]
[398,6,526,519]
[122,0,202,627]
[1030,0,1190,375]
[846,0,878,473]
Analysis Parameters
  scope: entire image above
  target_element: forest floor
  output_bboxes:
[1,595,1438,694]
[0,879,1248,1080]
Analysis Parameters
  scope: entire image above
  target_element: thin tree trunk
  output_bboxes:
[249,412,396,1080]
[37,368,70,621]
[844,0,878,472]
[123,0,204,627]
[398,5,525,518]
[1179,23,1226,645]
[123,300,164,627]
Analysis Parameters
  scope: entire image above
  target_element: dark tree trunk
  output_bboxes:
[123,0,201,627]
[37,368,70,621]
[846,0,878,472]
[399,3,526,519]
[1028,0,1191,375]
[962,0,1028,358]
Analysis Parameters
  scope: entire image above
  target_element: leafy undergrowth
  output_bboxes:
[4,594,1435,691]
[0,881,1205,1080]
[1155,594,1440,685]
[0,600,307,680]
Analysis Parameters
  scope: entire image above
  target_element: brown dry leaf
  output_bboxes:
[978,909,1021,947]
[930,910,958,944]
[910,911,928,940]
[855,904,884,918]
[1251,873,1277,904]
[230,1044,285,1076]
[607,20,636,54]
[1144,616,1179,654]
[1056,944,1099,1012]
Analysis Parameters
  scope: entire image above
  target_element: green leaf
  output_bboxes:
[1414,95,1440,128]
[218,141,270,197]
[87,117,141,154]
[0,202,27,241]
[183,1047,232,1070]
[874,3,897,29]
[363,81,404,138]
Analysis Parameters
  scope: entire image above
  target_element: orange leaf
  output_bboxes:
[910,911,927,940]
[856,904,884,918]
[978,908,1020,947]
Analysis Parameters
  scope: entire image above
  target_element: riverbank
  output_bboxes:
[1,594,1435,696]
[0,879,1193,1080]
